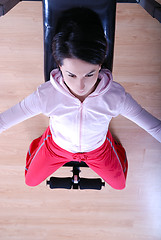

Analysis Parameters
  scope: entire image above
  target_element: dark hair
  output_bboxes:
[52,7,107,67]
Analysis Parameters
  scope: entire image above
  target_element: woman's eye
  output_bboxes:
[86,74,94,77]
[68,74,76,78]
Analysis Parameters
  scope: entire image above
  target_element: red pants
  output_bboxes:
[25,127,128,190]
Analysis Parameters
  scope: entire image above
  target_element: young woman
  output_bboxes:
[0,8,161,190]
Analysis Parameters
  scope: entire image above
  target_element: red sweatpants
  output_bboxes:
[25,127,128,190]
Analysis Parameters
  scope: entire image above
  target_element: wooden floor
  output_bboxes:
[0,2,161,240]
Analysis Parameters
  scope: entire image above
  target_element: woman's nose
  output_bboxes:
[78,79,85,90]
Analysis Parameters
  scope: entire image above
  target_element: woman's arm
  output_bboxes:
[120,93,161,142]
[0,91,42,134]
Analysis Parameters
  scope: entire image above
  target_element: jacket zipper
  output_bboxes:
[79,103,83,152]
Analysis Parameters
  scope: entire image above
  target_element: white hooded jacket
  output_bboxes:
[0,69,161,152]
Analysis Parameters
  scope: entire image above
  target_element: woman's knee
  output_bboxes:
[25,173,42,187]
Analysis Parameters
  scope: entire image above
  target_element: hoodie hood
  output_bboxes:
[50,68,113,98]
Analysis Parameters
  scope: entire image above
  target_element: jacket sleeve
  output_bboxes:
[0,90,42,134]
[120,92,161,143]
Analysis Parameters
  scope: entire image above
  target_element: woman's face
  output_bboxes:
[60,58,101,101]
